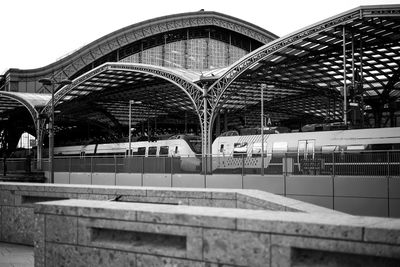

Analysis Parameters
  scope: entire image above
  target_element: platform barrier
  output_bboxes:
[34,199,400,266]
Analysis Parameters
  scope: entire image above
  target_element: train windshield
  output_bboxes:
[187,136,202,154]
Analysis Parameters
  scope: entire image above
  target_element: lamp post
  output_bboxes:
[128,100,142,156]
[39,78,72,183]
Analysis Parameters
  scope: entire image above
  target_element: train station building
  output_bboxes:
[0,5,400,158]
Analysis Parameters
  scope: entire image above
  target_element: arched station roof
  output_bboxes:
[39,62,211,143]
[208,5,400,128]
[2,5,400,151]
[0,92,50,122]
[0,10,278,145]
[4,10,277,89]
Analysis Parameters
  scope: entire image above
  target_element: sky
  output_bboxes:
[0,0,398,74]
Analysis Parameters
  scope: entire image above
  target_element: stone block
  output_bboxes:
[34,201,79,216]
[77,218,203,260]
[34,213,45,267]
[291,247,400,266]
[237,212,362,240]
[0,190,15,206]
[86,194,113,200]
[364,219,400,245]
[45,214,77,244]
[136,254,204,267]
[203,229,270,266]
[146,188,211,199]
[46,184,92,194]
[1,206,34,245]
[45,243,136,267]
[237,193,286,211]
[114,187,147,196]
[271,234,400,259]
[188,198,236,208]
[236,200,266,210]
[270,245,292,267]
[15,191,72,207]
[137,208,236,229]
[211,191,237,200]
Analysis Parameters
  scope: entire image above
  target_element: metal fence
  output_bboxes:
[38,150,400,177]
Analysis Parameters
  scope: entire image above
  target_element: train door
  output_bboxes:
[297,140,315,171]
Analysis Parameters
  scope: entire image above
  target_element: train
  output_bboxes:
[213,126,399,169]
[48,126,400,175]
[54,134,203,172]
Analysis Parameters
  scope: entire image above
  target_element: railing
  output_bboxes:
[40,150,400,177]
[0,158,33,174]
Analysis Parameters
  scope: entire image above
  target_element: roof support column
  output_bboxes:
[342,25,348,125]
[36,116,43,170]
[201,86,212,176]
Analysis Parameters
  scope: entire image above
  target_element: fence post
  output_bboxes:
[170,156,173,187]
[141,156,144,187]
[114,155,117,185]
[241,154,245,189]
[332,152,335,177]
[90,157,93,185]
[68,157,71,184]
[283,153,287,197]
[387,151,390,177]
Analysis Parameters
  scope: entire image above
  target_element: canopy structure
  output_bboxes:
[0,92,50,155]
[207,5,400,134]
[0,6,400,158]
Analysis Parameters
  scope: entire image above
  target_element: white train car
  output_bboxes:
[54,135,202,172]
[54,135,201,157]
[211,127,400,171]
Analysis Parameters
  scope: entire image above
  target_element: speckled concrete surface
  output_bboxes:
[0,242,33,267]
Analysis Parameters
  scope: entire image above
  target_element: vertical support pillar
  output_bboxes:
[360,38,364,128]
[342,26,348,125]
[202,88,208,176]
[49,84,55,184]
[261,84,266,176]
[351,31,356,125]
[36,116,43,170]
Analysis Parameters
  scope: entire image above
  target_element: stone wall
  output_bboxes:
[0,182,338,245]
[35,199,400,267]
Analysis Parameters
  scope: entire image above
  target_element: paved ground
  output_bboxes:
[0,242,33,267]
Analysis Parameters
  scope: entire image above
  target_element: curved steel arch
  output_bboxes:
[10,11,276,89]
[41,62,204,115]
[205,5,400,146]
[40,62,212,155]
[0,91,45,123]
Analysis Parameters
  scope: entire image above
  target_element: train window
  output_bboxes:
[174,146,178,154]
[160,146,169,156]
[137,147,146,156]
[346,145,366,151]
[219,144,224,153]
[251,143,267,157]
[370,143,400,151]
[148,146,157,156]
[322,145,337,153]
[233,142,247,158]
